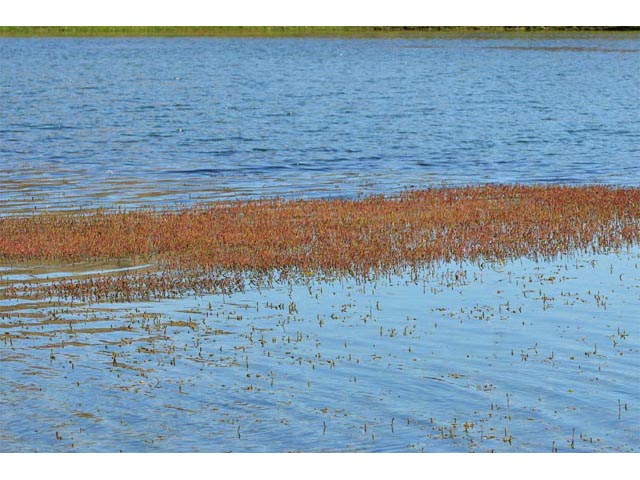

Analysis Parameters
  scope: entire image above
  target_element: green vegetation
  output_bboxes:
[1,26,638,37]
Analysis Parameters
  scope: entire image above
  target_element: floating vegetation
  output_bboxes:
[1,185,639,302]
[3,269,245,303]
[1,246,638,452]
[1,184,639,452]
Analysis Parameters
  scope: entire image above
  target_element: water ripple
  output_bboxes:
[0,35,638,212]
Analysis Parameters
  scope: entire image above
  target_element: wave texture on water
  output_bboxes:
[1,35,639,212]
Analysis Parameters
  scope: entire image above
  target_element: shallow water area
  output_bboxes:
[1,33,639,453]
[1,248,638,452]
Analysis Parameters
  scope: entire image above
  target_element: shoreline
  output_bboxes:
[1,26,639,38]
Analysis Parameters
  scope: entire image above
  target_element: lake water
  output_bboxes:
[1,35,639,212]
[0,35,639,452]
[1,249,639,452]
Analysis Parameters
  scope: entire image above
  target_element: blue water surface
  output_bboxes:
[1,35,639,211]
[0,34,639,452]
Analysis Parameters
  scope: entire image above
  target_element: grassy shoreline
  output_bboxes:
[1,26,639,38]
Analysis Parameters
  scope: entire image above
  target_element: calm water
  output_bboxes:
[1,35,639,212]
[1,250,639,452]
[0,35,639,452]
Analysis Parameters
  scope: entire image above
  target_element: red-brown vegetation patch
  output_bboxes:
[1,185,638,301]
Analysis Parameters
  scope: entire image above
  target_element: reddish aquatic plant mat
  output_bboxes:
[1,185,639,301]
